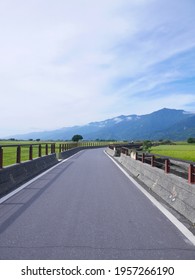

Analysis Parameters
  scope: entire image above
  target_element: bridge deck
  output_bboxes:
[0,148,194,259]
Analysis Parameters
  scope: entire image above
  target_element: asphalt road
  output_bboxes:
[0,148,195,259]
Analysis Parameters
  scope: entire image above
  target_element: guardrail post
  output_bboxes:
[16,145,21,164]
[188,164,195,184]
[165,159,170,173]
[29,145,33,160]
[51,143,55,154]
[135,152,138,160]
[0,147,3,168]
[142,153,145,163]
[151,155,155,167]
[38,144,42,157]
[45,144,48,155]
[59,144,61,153]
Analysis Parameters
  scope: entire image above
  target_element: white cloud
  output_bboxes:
[0,0,195,137]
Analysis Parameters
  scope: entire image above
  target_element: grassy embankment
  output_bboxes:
[150,142,195,162]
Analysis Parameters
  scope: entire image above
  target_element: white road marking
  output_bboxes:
[105,150,195,246]
[1,148,195,247]
[0,152,81,204]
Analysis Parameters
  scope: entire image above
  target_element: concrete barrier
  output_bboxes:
[0,146,107,198]
[106,147,116,157]
[59,145,107,159]
[0,154,58,197]
[106,148,195,224]
[59,147,85,159]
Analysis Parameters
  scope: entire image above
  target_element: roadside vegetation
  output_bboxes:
[1,139,195,167]
[0,140,120,167]
[0,141,55,167]
[150,141,195,162]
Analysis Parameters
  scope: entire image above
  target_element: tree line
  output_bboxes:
[187,137,195,143]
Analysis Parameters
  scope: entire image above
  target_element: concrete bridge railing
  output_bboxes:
[0,143,109,198]
[0,142,112,168]
[108,145,195,184]
[106,147,195,224]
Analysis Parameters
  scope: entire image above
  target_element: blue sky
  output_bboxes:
[0,0,195,137]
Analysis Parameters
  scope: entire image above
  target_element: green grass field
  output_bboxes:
[1,140,195,167]
[0,141,56,167]
[150,143,195,162]
[0,140,116,167]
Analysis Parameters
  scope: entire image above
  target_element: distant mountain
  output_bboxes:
[6,108,195,141]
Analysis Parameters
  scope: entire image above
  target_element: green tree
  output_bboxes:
[187,137,195,143]
[72,134,83,142]
[142,140,152,152]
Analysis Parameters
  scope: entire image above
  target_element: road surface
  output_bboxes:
[0,148,195,259]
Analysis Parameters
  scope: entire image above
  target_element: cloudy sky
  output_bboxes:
[0,0,195,137]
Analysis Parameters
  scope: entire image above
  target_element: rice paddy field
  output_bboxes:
[0,141,54,167]
[0,140,115,167]
[150,142,195,162]
[1,140,195,167]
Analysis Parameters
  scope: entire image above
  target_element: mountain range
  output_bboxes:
[7,108,195,141]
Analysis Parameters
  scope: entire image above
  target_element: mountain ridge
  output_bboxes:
[4,108,195,141]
